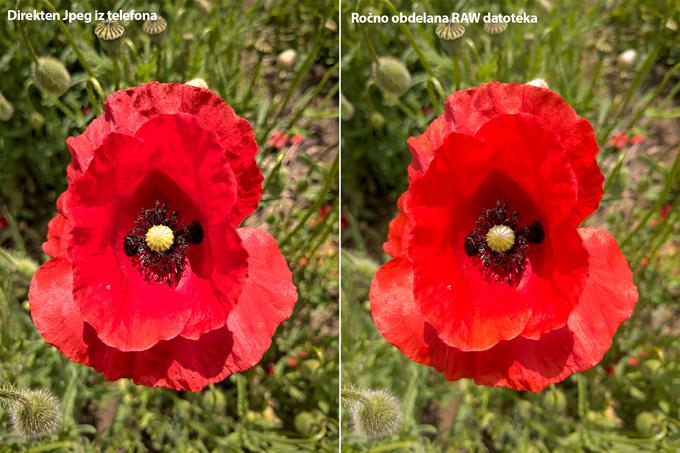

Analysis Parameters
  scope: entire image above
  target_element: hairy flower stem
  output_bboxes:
[112,53,120,90]
[18,23,38,64]
[379,0,444,107]
[40,0,95,79]
[280,152,338,248]
[0,386,28,405]
[155,46,162,80]
[242,55,263,105]
[341,388,370,405]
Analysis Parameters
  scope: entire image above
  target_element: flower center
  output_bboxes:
[486,225,515,252]
[124,200,204,285]
[145,225,174,252]
[464,200,544,285]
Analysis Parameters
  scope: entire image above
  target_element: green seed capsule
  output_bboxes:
[374,57,411,97]
[32,57,71,98]
[94,20,125,53]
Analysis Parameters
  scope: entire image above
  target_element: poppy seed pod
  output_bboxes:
[32,57,71,98]
[276,49,297,70]
[617,49,638,69]
[94,20,125,54]
[254,37,273,55]
[483,21,508,35]
[0,92,14,121]
[374,57,411,97]
[350,389,401,438]
[143,16,168,43]
[9,389,61,439]
[435,22,465,41]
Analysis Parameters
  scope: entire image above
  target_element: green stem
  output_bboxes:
[18,22,38,64]
[380,0,444,105]
[360,25,380,65]
[41,0,95,79]
[261,150,287,195]
[341,388,369,405]
[0,386,28,405]
[112,53,120,90]
[620,146,680,249]
[242,55,263,104]
[155,45,162,80]
[279,152,338,248]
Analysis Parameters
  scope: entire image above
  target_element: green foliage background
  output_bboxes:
[341,0,680,451]
[0,0,339,451]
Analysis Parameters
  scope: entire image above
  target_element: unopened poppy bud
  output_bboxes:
[276,49,297,70]
[617,49,638,69]
[0,92,14,121]
[350,389,401,438]
[32,57,71,98]
[143,16,168,43]
[543,389,566,412]
[642,359,661,375]
[185,78,209,89]
[635,411,661,437]
[374,57,411,97]
[341,94,354,120]
[370,112,385,129]
[526,78,549,89]
[483,21,508,35]
[301,359,321,377]
[94,20,125,54]
[9,389,61,439]
[294,411,320,436]
[28,111,44,129]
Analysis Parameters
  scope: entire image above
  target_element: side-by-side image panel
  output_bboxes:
[0,1,338,450]
[341,0,678,451]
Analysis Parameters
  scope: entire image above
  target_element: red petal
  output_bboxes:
[224,228,298,371]
[407,82,602,222]
[66,117,247,351]
[29,258,90,365]
[30,228,296,392]
[377,228,637,392]
[409,133,533,351]
[565,228,638,370]
[66,82,262,223]
[370,258,431,365]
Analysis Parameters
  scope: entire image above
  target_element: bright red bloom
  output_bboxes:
[630,134,645,145]
[608,132,629,149]
[30,82,297,391]
[371,82,638,391]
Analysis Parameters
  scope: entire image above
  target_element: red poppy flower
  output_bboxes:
[29,82,298,391]
[371,82,638,391]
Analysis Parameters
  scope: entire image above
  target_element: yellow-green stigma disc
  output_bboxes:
[486,225,515,253]
[145,225,174,252]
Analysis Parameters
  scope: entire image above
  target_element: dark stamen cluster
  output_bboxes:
[124,200,203,285]
[464,200,544,285]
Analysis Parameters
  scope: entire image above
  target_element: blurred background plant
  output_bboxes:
[0,0,338,451]
[341,0,679,451]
